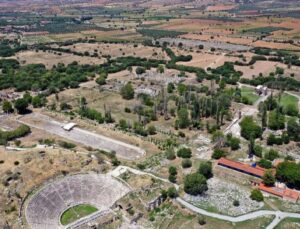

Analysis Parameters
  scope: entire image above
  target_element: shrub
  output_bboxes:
[169,166,177,176]
[198,215,206,225]
[167,187,178,198]
[147,125,156,135]
[182,159,192,168]
[250,189,264,202]
[229,137,240,150]
[233,200,240,207]
[184,173,208,195]
[168,174,177,183]
[58,141,76,149]
[177,147,192,158]
[166,149,176,160]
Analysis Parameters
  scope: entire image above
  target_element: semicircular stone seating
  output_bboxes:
[25,173,130,229]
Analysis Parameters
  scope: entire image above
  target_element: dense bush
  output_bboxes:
[184,173,208,196]
[250,189,264,202]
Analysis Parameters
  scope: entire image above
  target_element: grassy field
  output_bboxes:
[275,217,300,229]
[60,204,98,225]
[279,93,299,110]
[241,86,260,104]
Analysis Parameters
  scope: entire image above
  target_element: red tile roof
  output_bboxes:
[218,157,265,178]
[259,183,300,200]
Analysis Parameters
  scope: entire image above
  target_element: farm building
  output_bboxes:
[258,183,300,203]
[217,157,266,178]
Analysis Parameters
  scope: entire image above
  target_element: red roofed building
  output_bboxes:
[217,157,266,178]
[258,183,300,203]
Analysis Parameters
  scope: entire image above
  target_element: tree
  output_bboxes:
[23,91,32,104]
[198,161,213,179]
[168,166,177,176]
[258,159,272,169]
[136,67,146,75]
[120,83,134,100]
[167,82,175,93]
[14,98,29,114]
[177,147,192,158]
[263,170,275,186]
[176,108,190,129]
[287,119,300,141]
[276,161,300,189]
[157,65,165,73]
[240,116,262,140]
[184,173,208,196]
[250,189,264,202]
[253,145,263,157]
[212,149,227,159]
[2,100,13,113]
[264,149,279,161]
[268,110,285,130]
[32,96,45,108]
[96,75,106,85]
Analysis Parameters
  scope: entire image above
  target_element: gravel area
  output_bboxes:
[184,177,263,216]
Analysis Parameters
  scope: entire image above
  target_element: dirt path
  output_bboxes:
[111,165,300,229]
[17,113,145,160]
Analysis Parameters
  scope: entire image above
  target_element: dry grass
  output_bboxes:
[60,42,169,60]
[206,4,237,11]
[236,61,287,79]
[14,50,105,69]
